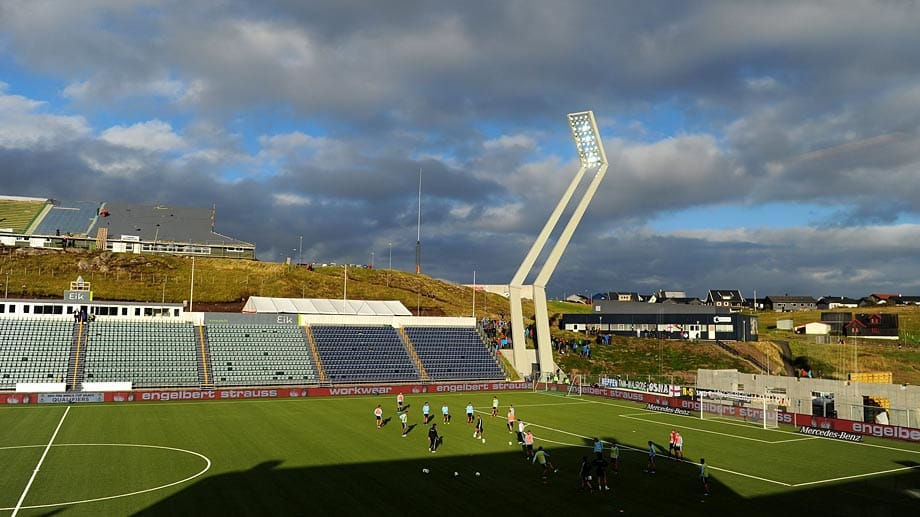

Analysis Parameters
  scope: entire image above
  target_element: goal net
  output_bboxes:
[566,374,583,397]
[533,371,553,392]
[698,390,779,429]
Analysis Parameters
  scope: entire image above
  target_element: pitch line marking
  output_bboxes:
[531,392,920,486]
[12,405,69,516]
[791,464,920,488]
[517,415,792,487]
[0,442,212,511]
[619,412,802,445]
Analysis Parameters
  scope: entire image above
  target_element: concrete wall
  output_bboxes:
[697,369,920,427]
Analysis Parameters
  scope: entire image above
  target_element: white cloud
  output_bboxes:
[0,85,90,148]
[483,134,536,151]
[100,120,185,152]
[745,76,780,92]
[63,77,186,102]
[668,224,920,252]
[80,153,146,177]
[273,193,312,207]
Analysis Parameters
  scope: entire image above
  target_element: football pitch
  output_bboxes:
[2,391,919,516]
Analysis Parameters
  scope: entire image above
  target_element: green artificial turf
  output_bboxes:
[1,391,919,516]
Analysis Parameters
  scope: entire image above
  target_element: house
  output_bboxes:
[662,297,705,305]
[562,302,758,341]
[565,293,591,304]
[705,290,745,311]
[817,296,860,309]
[794,321,831,335]
[765,295,818,312]
[894,295,920,306]
[594,291,644,302]
[843,313,899,340]
[820,312,852,334]
[861,293,899,306]
[657,290,688,300]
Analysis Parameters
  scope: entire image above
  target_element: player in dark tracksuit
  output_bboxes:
[428,424,440,452]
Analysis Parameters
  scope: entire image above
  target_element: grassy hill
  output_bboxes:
[4,246,920,384]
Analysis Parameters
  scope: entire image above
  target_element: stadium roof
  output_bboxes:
[92,203,252,246]
[242,296,412,316]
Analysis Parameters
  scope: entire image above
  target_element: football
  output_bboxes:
[454,471,459,476]
[475,472,481,476]
[482,438,486,443]
[508,441,512,445]
[422,468,429,474]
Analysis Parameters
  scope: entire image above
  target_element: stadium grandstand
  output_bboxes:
[0,194,254,259]
[0,293,506,392]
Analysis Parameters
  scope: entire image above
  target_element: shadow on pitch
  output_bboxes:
[130,439,920,517]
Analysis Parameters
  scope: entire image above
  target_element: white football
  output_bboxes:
[422,468,429,474]
[508,441,512,445]
[475,472,481,476]
[454,471,459,476]
[473,432,477,438]
[482,438,486,443]
[587,475,592,481]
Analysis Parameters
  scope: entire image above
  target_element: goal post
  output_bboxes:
[566,374,583,397]
[698,389,779,429]
[533,371,553,392]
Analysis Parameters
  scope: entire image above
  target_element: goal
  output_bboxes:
[533,371,553,392]
[698,390,779,429]
[566,374,583,397]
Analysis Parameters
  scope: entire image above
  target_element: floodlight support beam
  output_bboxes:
[508,164,589,377]
[533,161,609,373]
[507,110,608,380]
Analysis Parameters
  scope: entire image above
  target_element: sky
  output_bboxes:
[2,1,920,300]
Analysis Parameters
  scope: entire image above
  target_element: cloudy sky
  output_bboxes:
[2,1,920,300]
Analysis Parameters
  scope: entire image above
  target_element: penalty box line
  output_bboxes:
[500,407,793,488]
[12,405,70,517]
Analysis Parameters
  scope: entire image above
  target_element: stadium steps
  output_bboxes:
[477,325,513,379]
[303,326,328,385]
[67,321,88,390]
[714,340,769,372]
[25,202,53,234]
[397,327,429,382]
[771,340,797,376]
[195,325,215,389]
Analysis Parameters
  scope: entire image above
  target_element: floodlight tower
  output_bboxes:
[507,111,608,378]
[532,112,608,374]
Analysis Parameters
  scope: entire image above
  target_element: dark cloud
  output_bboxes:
[2,1,920,299]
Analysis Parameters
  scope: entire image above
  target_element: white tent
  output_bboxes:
[242,296,412,316]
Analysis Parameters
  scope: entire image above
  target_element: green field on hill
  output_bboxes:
[2,391,919,516]
[5,247,920,384]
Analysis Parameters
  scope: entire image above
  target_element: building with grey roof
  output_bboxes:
[1,196,255,259]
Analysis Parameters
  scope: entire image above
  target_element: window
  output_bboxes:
[23,305,29,313]
[0,304,4,313]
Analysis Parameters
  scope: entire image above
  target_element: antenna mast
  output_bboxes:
[415,168,422,274]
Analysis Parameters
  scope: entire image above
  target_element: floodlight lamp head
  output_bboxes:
[567,111,607,167]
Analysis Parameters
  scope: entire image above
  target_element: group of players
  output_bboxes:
[374,394,709,495]
[643,429,710,495]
